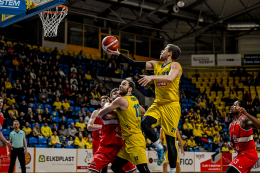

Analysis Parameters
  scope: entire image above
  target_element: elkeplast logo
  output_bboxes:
[0,0,21,8]
[39,155,45,162]
[38,155,75,162]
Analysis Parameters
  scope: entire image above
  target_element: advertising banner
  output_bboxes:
[191,55,215,66]
[217,54,241,66]
[148,151,162,172]
[35,148,76,172]
[222,153,232,172]
[15,148,34,172]
[195,152,221,172]
[179,152,195,172]
[0,146,12,172]
[244,54,260,65]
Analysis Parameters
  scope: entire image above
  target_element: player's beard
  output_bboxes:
[119,87,128,96]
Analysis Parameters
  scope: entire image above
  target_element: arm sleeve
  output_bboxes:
[118,54,146,69]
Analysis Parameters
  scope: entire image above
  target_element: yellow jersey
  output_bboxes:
[153,61,182,103]
[116,95,142,139]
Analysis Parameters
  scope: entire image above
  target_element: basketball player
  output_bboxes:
[226,100,260,173]
[88,94,136,173]
[0,97,13,149]
[160,129,184,173]
[87,96,110,173]
[106,44,182,172]
[98,78,149,173]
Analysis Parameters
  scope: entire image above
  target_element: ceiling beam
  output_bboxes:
[173,2,260,42]
[114,0,175,32]
[186,0,208,9]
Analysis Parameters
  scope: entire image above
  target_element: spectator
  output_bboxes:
[82,96,90,108]
[59,116,67,129]
[8,104,18,118]
[74,133,87,149]
[61,136,67,148]
[86,137,93,149]
[34,109,43,123]
[49,131,61,148]
[32,123,42,138]
[255,139,260,151]
[68,123,77,138]
[18,101,27,114]
[221,142,229,153]
[42,108,52,124]
[84,111,91,124]
[187,136,197,150]
[38,88,48,104]
[253,132,259,140]
[62,98,70,113]
[12,80,22,95]
[67,136,74,147]
[17,112,26,128]
[84,71,92,83]
[76,94,84,106]
[212,140,220,152]
[41,122,52,139]
[22,122,32,138]
[52,123,59,133]
[26,108,34,123]
[214,133,221,143]
[25,89,35,103]
[53,97,62,111]
[59,125,69,138]
[205,126,213,139]
[183,119,193,138]
[77,107,86,119]
[5,112,15,130]
[193,125,201,146]
[75,117,86,131]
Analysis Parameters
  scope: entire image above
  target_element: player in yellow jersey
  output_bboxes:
[106,44,182,172]
[98,78,150,173]
[160,129,185,173]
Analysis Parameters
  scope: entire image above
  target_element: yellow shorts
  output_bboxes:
[146,102,181,137]
[117,134,147,165]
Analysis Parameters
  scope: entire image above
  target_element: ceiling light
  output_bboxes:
[177,1,185,8]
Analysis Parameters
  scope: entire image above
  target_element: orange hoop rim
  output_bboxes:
[42,5,68,14]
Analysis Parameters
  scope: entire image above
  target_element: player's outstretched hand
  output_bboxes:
[5,141,13,150]
[105,49,120,56]
[228,142,234,150]
[181,149,185,156]
[238,107,248,116]
[138,75,152,87]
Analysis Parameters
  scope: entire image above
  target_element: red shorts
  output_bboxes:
[89,145,136,172]
[229,148,258,173]
[92,140,100,155]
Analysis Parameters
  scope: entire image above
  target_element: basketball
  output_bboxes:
[102,36,119,51]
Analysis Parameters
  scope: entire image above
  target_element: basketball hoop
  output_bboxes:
[39,5,68,37]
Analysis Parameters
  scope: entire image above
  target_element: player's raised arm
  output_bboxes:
[105,49,157,70]
[87,110,102,131]
[238,107,260,129]
[98,97,126,117]
[138,62,181,87]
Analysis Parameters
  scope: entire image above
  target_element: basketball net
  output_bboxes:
[39,5,68,37]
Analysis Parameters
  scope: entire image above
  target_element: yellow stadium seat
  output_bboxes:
[199,73,205,78]
[217,78,221,84]
[211,91,216,97]
[45,47,50,51]
[32,45,37,49]
[235,77,240,81]
[63,52,68,56]
[244,86,249,93]
[252,94,256,100]
[250,86,256,90]
[187,73,193,79]
[237,91,243,95]
[6,41,12,46]
[202,82,208,87]
[205,73,210,78]
[220,102,226,107]
[254,72,258,78]
[50,48,55,51]
[214,102,220,106]
[217,73,223,78]
[191,78,196,84]
[200,87,206,93]
[229,77,234,81]
[74,52,78,55]
[203,77,209,82]
[13,42,17,46]
[211,72,217,78]
[196,82,201,88]
[224,87,230,92]
[257,114,260,118]
[197,79,203,83]
[248,72,253,76]
[228,81,234,87]
[241,77,247,82]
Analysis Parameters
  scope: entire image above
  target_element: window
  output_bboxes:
[151,39,164,59]
[84,26,99,49]
[136,36,149,57]
[67,22,83,46]
[120,32,134,55]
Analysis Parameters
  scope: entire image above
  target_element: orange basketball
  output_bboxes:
[102,36,119,51]
[25,152,31,165]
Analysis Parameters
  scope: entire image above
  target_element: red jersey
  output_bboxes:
[230,114,255,153]
[0,112,4,131]
[100,116,124,147]
[92,117,103,141]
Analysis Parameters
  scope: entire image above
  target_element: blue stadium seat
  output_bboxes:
[84,107,88,112]
[75,106,81,112]
[189,148,193,152]
[22,96,25,100]
[52,117,59,123]
[56,145,61,148]
[52,111,58,117]
[75,119,79,123]
[39,138,47,145]
[2,129,10,136]
[35,145,47,148]
[69,106,74,111]
[66,146,74,149]
[44,104,51,109]
[89,107,95,113]
[67,119,74,125]
[29,137,38,145]
[70,101,74,105]
[194,149,200,152]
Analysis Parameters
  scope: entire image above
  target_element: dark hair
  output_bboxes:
[167,44,181,60]
[125,77,135,92]
[101,95,109,101]
[110,88,119,97]
[237,100,247,109]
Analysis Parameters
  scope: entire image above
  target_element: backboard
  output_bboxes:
[0,0,66,28]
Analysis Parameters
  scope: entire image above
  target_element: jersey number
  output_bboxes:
[134,156,139,161]
[133,104,141,117]
[162,72,169,75]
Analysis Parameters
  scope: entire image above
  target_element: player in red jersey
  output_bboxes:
[88,92,136,173]
[88,97,109,173]
[226,100,260,173]
[0,97,13,149]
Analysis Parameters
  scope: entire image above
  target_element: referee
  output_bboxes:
[8,120,27,173]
